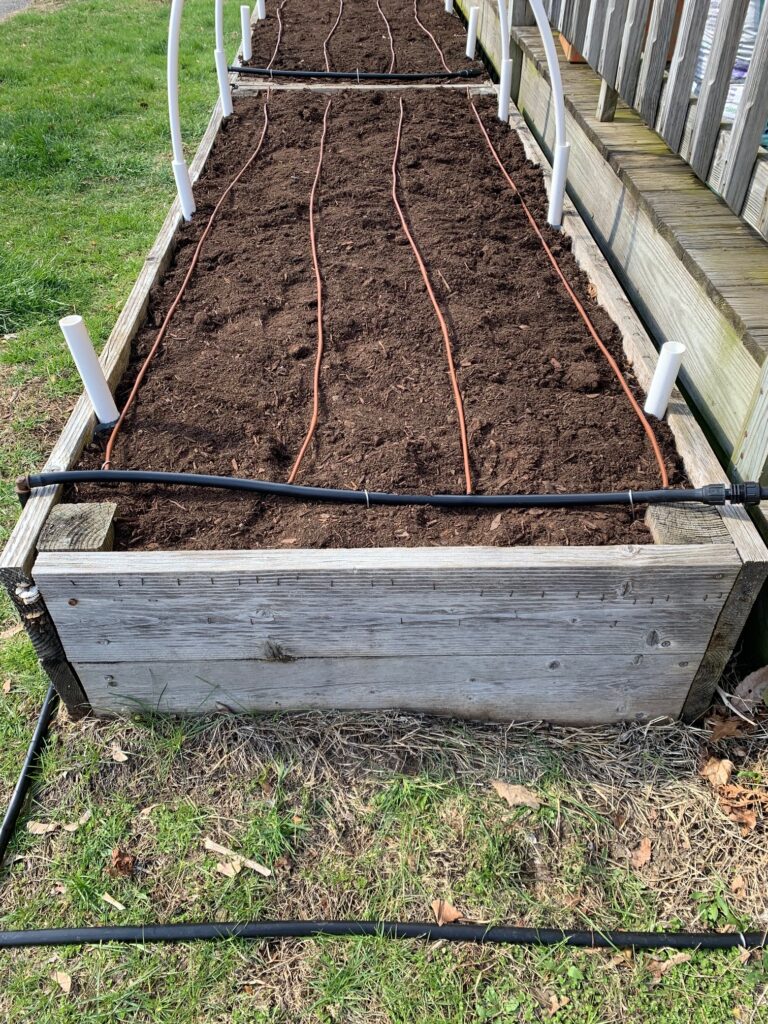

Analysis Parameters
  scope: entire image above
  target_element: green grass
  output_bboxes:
[2,2,768,1021]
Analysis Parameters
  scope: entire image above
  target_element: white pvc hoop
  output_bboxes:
[168,0,196,220]
[215,0,234,118]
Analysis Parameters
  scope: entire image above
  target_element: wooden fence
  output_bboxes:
[510,0,768,233]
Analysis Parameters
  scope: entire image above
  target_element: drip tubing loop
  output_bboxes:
[392,97,473,494]
[103,100,271,470]
[323,0,344,73]
[376,0,397,73]
[468,100,670,490]
[286,99,332,484]
[413,0,452,72]
[267,0,288,71]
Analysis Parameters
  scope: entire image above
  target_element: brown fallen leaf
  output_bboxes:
[709,718,750,742]
[647,952,691,986]
[1,623,22,641]
[630,837,652,870]
[51,970,72,994]
[203,838,271,877]
[61,809,92,833]
[489,513,502,532]
[491,780,541,810]
[547,993,570,1016]
[2,678,11,695]
[700,757,733,788]
[431,899,464,926]
[108,847,136,878]
[101,892,126,911]
[110,743,129,763]
[732,666,768,711]
[216,860,243,879]
[27,820,58,835]
[731,874,746,896]
[138,803,162,818]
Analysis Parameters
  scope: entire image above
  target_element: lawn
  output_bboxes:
[1,1,768,1021]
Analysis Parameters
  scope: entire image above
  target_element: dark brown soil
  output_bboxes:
[245,0,480,74]
[77,90,685,549]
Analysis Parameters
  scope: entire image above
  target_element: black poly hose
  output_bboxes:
[229,65,484,80]
[0,919,764,951]
[22,470,767,509]
[0,684,57,867]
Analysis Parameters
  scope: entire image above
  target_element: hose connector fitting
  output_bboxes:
[15,475,31,509]
[727,482,764,506]
[699,484,727,505]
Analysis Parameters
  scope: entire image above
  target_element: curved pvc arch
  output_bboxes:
[168,0,196,220]
[215,0,234,118]
[496,0,570,226]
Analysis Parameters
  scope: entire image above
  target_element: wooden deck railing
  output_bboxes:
[511,0,768,233]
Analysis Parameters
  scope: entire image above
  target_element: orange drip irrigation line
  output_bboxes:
[103,100,271,470]
[392,96,473,495]
[413,0,451,72]
[286,99,332,484]
[267,0,287,70]
[376,0,397,73]
[468,100,670,490]
[323,0,344,73]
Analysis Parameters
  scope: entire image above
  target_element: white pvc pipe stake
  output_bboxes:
[445,0,454,11]
[214,0,234,118]
[466,6,479,59]
[59,316,119,425]
[527,0,569,226]
[240,5,253,61]
[257,0,265,19]
[644,342,686,419]
[168,0,195,220]
[496,0,511,121]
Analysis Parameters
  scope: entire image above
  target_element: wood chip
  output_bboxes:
[491,780,541,809]
[203,838,271,877]
[27,820,57,835]
[430,899,464,925]
[101,892,126,911]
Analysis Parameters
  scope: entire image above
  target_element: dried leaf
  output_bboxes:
[101,892,126,911]
[110,743,129,763]
[62,809,92,833]
[731,874,746,896]
[732,666,768,709]
[0,623,22,641]
[700,757,733,788]
[431,899,464,925]
[491,780,541,809]
[139,803,162,818]
[51,970,72,994]
[108,847,136,878]
[647,952,691,985]
[203,838,271,877]
[630,837,652,870]
[216,860,241,878]
[2,678,11,694]
[489,513,502,532]
[710,718,749,742]
[27,820,57,835]
[547,993,570,1015]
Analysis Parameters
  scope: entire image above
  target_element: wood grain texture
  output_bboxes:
[634,0,678,125]
[656,0,709,150]
[688,0,751,179]
[38,503,117,553]
[615,0,651,101]
[719,5,768,213]
[0,99,225,579]
[33,546,739,665]
[78,654,696,722]
[596,79,619,121]
[582,1,605,66]
[597,0,630,85]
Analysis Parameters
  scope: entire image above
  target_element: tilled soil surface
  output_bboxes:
[78,90,685,549]
[244,0,480,75]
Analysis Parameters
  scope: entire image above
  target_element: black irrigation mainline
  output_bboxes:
[16,471,768,510]
[229,65,483,80]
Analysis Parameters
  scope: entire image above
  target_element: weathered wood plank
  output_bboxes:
[656,0,709,150]
[77,653,696,722]
[645,504,732,545]
[688,0,751,179]
[720,5,768,213]
[37,503,117,553]
[597,0,630,86]
[634,0,678,125]
[582,1,606,67]
[33,546,739,664]
[597,80,619,122]
[615,0,651,102]
[510,0,535,25]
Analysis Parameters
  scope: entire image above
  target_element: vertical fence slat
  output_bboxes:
[688,0,751,179]
[557,0,572,33]
[511,0,536,25]
[615,0,652,102]
[720,5,768,212]
[570,0,590,54]
[598,0,630,86]
[656,0,710,151]
[583,2,607,67]
[634,0,678,125]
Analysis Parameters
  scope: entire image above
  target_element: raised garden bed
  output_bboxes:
[2,7,766,726]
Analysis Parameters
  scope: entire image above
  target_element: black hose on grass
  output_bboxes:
[19,471,768,509]
[0,919,765,951]
[1,691,766,952]
[0,684,57,867]
[229,65,484,80]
